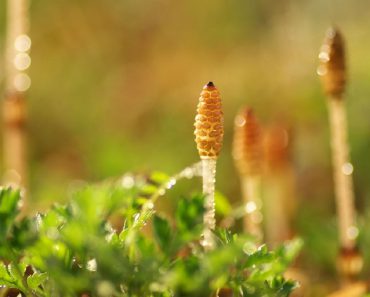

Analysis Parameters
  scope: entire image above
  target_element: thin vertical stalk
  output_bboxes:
[240,175,263,240]
[202,158,217,250]
[5,0,30,90]
[327,97,356,250]
[3,0,31,205]
[263,124,295,246]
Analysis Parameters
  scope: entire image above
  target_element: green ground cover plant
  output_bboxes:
[0,170,301,297]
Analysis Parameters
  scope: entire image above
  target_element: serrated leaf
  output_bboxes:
[27,272,48,290]
[7,263,23,281]
[4,263,27,292]
[245,245,274,267]
[0,263,14,287]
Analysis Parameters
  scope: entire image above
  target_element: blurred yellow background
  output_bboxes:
[1,0,370,227]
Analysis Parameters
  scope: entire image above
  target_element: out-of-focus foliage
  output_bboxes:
[0,182,301,296]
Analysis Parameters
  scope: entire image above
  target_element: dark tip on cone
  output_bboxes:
[203,81,216,91]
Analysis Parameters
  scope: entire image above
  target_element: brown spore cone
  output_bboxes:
[318,27,346,98]
[232,107,262,176]
[194,82,224,159]
[264,124,291,171]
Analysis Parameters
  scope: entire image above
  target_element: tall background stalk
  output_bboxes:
[263,124,296,246]
[318,27,362,283]
[3,0,31,208]
[232,107,263,241]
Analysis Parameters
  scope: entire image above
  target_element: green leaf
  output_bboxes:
[214,229,234,245]
[276,238,304,264]
[4,263,27,292]
[141,184,160,195]
[27,272,48,290]
[150,171,170,185]
[214,191,232,216]
[0,263,15,287]
[0,188,20,214]
[175,195,204,235]
[153,215,173,254]
[7,263,23,282]
[9,219,38,250]
[0,188,21,242]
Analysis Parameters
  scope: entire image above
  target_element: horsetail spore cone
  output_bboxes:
[232,108,263,240]
[233,108,262,176]
[194,82,224,250]
[194,81,224,159]
[318,27,346,98]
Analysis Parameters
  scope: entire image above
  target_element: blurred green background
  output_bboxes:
[1,0,370,293]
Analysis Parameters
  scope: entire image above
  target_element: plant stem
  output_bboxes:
[263,125,296,246]
[5,0,30,90]
[148,161,203,205]
[3,0,30,210]
[263,170,294,246]
[201,158,217,250]
[240,175,263,242]
[3,95,27,186]
[327,97,356,250]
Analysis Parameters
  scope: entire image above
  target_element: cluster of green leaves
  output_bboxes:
[0,172,301,297]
